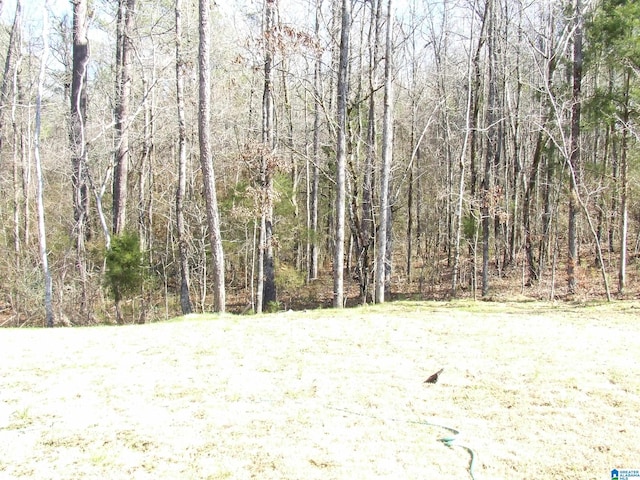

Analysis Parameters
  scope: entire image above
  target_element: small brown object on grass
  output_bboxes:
[424,368,444,384]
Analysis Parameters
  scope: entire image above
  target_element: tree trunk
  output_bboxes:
[175,0,192,314]
[70,0,90,319]
[113,0,135,235]
[71,0,90,242]
[375,0,393,304]
[482,0,498,298]
[567,0,583,295]
[137,73,154,254]
[198,0,225,312]
[333,0,350,308]
[260,0,277,311]
[355,0,380,304]
[506,2,523,269]
[618,69,630,295]
[468,4,488,202]
[452,0,480,296]
[524,47,556,284]
[35,1,54,327]
[524,130,544,284]
[7,1,23,265]
[12,125,22,262]
[281,66,301,271]
[0,0,21,158]
[309,0,322,281]
[539,154,553,273]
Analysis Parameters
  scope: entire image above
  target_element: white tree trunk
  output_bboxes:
[198,0,226,312]
[375,0,393,304]
[333,0,350,308]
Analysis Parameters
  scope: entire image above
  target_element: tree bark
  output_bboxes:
[481,0,498,298]
[71,0,90,242]
[6,1,22,265]
[35,1,54,327]
[198,0,225,312]
[0,0,21,159]
[175,0,192,314]
[309,0,322,281]
[260,0,277,311]
[452,0,479,296]
[333,0,350,308]
[618,69,630,295]
[524,130,544,284]
[137,74,154,254]
[70,0,91,319]
[352,0,380,304]
[375,0,393,304]
[113,0,135,235]
[524,41,556,284]
[567,0,583,295]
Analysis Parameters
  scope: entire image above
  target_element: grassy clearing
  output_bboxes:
[1,301,639,479]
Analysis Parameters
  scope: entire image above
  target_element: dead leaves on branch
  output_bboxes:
[243,184,282,217]
[263,24,321,56]
[473,184,510,223]
[235,142,284,218]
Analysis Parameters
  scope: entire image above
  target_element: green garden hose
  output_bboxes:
[329,406,477,480]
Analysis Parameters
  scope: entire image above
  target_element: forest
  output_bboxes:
[0,0,638,326]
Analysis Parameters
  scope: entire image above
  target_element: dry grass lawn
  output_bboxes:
[1,300,639,479]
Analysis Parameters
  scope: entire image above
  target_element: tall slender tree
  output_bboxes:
[175,0,192,314]
[481,0,499,298]
[309,0,322,282]
[70,0,91,319]
[198,0,225,312]
[258,0,277,312]
[375,0,394,303]
[567,0,583,295]
[361,0,380,303]
[0,0,21,158]
[452,0,480,296]
[113,0,135,235]
[4,0,23,268]
[71,0,90,243]
[35,0,54,327]
[333,0,351,308]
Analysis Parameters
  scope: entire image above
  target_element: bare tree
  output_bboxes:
[258,0,277,312]
[0,0,21,158]
[309,0,322,282]
[175,0,192,314]
[375,0,393,303]
[352,0,380,304]
[452,0,480,296]
[198,0,225,312]
[113,0,135,235]
[4,0,23,266]
[35,0,54,327]
[617,70,630,295]
[333,0,351,308]
[567,0,583,295]
[70,0,90,241]
[481,0,499,298]
[70,0,90,317]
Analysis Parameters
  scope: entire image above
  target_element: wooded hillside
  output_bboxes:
[0,0,638,325]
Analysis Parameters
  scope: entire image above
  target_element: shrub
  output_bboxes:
[104,233,146,319]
